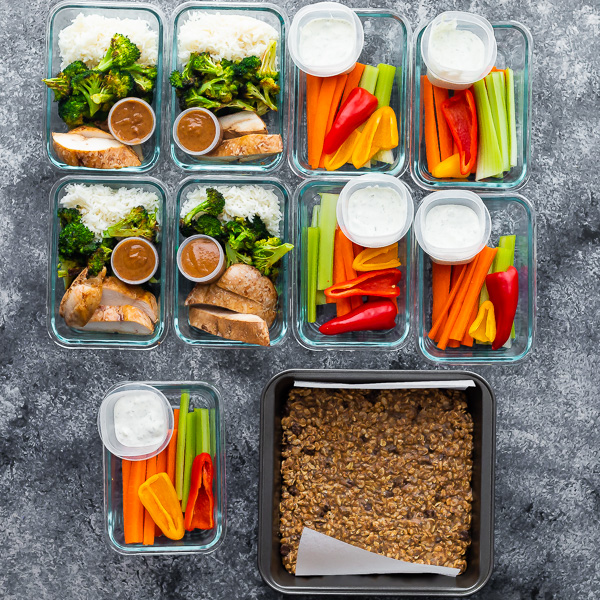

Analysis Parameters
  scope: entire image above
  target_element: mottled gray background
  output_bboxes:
[1,0,598,598]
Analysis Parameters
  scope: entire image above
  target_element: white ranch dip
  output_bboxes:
[347,185,407,239]
[424,204,481,249]
[113,390,167,448]
[299,17,355,68]
[428,19,485,77]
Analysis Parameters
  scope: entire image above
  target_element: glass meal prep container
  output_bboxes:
[44,1,166,173]
[173,176,290,347]
[293,178,412,351]
[289,8,410,179]
[411,21,533,191]
[169,1,289,173]
[47,176,170,350]
[417,192,536,364]
[103,380,226,555]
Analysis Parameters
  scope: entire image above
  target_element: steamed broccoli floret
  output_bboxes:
[97,33,141,72]
[63,60,89,78]
[90,69,134,105]
[187,214,224,239]
[225,241,252,267]
[251,237,293,278]
[57,256,85,288]
[232,55,261,81]
[244,81,277,112]
[58,207,82,226]
[103,206,158,241]
[221,98,261,113]
[57,94,89,128]
[87,244,112,276]
[181,188,226,230]
[126,64,157,94]
[180,87,222,111]
[188,52,224,77]
[72,70,104,116]
[43,72,71,102]
[224,217,257,252]
[247,215,270,240]
[58,222,97,258]
[169,70,186,89]
[199,77,238,103]
[257,39,278,80]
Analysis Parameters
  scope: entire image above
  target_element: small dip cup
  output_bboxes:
[108,98,156,145]
[177,234,226,283]
[173,108,223,156]
[111,237,159,285]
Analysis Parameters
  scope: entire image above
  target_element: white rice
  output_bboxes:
[58,13,158,70]
[177,12,278,64]
[60,184,161,240]
[181,185,282,237]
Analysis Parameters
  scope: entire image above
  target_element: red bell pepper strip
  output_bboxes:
[441,89,478,176]
[319,299,398,335]
[184,453,214,531]
[323,87,378,155]
[486,266,518,350]
[324,268,401,300]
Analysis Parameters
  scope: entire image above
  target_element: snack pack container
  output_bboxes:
[258,369,495,595]
[44,1,166,172]
[292,178,412,351]
[47,176,170,349]
[173,176,290,347]
[103,380,226,555]
[411,21,533,190]
[289,8,411,178]
[417,192,536,364]
[169,2,289,173]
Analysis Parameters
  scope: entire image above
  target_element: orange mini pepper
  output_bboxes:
[138,473,185,540]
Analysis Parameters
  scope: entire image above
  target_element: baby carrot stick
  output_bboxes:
[332,229,352,316]
[311,76,338,168]
[422,76,441,172]
[428,263,469,342]
[320,74,349,168]
[124,459,146,544]
[306,74,322,169]
[340,63,366,106]
[143,457,156,546]
[433,86,453,161]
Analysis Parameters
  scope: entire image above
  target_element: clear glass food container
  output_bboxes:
[169,2,289,173]
[44,1,166,173]
[293,178,412,351]
[47,175,170,349]
[103,380,226,556]
[411,21,533,191]
[173,176,290,347]
[417,192,536,364]
[289,8,411,179]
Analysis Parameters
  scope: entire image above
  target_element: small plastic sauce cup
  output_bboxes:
[110,237,159,285]
[177,234,226,283]
[173,108,223,156]
[108,98,156,145]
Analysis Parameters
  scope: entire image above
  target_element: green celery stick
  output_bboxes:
[374,63,396,108]
[182,405,197,511]
[195,409,203,457]
[175,392,189,501]
[505,68,518,167]
[316,193,338,290]
[311,204,320,228]
[359,65,379,94]
[306,226,320,323]
[498,235,517,339]
[485,72,510,173]
[473,79,504,181]
[372,148,395,164]
[316,290,327,305]
[199,409,210,455]
[492,247,512,273]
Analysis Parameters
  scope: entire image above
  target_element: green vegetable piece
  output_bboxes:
[103,206,158,241]
[473,79,504,181]
[97,33,140,72]
[498,235,517,339]
[485,71,510,173]
[194,409,203,457]
[182,403,197,511]
[311,205,320,228]
[175,392,189,501]
[316,290,327,305]
[359,65,379,95]
[374,64,396,109]
[199,409,210,455]
[316,193,338,290]
[505,68,518,167]
[306,226,320,323]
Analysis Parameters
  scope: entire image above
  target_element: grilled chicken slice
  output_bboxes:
[216,264,278,314]
[207,134,282,160]
[59,267,106,328]
[189,306,270,346]
[52,131,141,169]
[80,305,154,335]
[68,125,116,139]
[101,276,158,323]
[218,112,267,139]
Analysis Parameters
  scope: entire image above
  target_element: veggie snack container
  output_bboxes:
[290,8,411,179]
[169,2,289,173]
[293,178,412,351]
[417,193,536,364]
[258,369,495,595]
[103,380,226,555]
[411,21,533,191]
[44,1,166,173]
[173,176,290,347]
[47,176,170,350]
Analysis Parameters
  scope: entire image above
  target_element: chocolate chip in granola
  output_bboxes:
[383,490,394,498]
[288,485,298,497]
[303,447,316,456]
[280,544,291,556]
[291,423,302,436]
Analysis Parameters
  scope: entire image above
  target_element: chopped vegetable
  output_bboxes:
[469,300,496,343]
[373,63,396,109]
[182,404,197,510]
[332,228,352,317]
[306,74,323,169]
[198,409,211,455]
[422,76,441,172]
[353,244,400,272]
[167,424,178,487]
[358,65,379,95]
[175,392,189,501]
[138,473,185,541]
[122,459,132,525]
[506,68,518,167]
[319,299,397,335]
[472,79,504,181]
[352,106,398,169]
[316,193,338,290]
[433,86,453,161]
[340,63,366,106]
[485,71,510,172]
[431,262,451,330]
[104,206,158,242]
[431,153,469,179]
[184,453,215,531]
[324,268,402,300]
[324,129,360,171]
[143,456,156,546]
[486,266,519,350]
[124,459,145,544]
[441,89,478,175]
[310,76,338,168]
[306,226,320,323]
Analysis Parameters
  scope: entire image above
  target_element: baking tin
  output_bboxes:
[44,1,166,173]
[103,380,226,555]
[289,8,410,178]
[258,368,495,596]
[47,175,170,349]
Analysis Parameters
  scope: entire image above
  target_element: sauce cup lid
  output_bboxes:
[173,108,223,156]
[108,98,156,146]
[110,236,159,286]
[177,234,225,283]
[289,2,364,77]
[97,383,174,461]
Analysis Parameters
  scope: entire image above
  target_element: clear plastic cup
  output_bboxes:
[336,174,414,248]
[289,2,364,77]
[108,98,156,145]
[414,190,491,264]
[421,11,497,90]
[111,237,159,285]
[173,108,223,156]
[177,234,226,283]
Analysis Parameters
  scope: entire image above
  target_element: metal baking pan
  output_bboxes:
[258,369,495,596]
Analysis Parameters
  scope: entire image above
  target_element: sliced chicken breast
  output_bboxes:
[218,112,267,139]
[207,134,282,159]
[189,306,270,346]
[79,305,154,335]
[101,276,159,323]
[59,267,106,328]
[52,132,141,169]
[68,125,116,140]
[216,264,278,313]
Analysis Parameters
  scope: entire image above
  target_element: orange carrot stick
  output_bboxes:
[428,262,469,342]
[143,456,156,546]
[352,242,363,257]
[124,459,146,544]
[460,300,479,347]
[319,74,348,168]
[173,408,180,429]
[448,340,461,348]
[433,86,453,161]
[306,74,323,168]
[166,428,178,487]
[340,63,366,106]
[431,262,451,325]
[433,264,465,343]
[422,76,441,172]
[122,459,131,522]
[332,229,352,316]
[311,76,338,169]
[449,246,498,342]
[338,229,363,311]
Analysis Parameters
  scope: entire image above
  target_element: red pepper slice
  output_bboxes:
[184,453,215,532]
[441,89,478,176]
[324,268,401,300]
[319,299,398,335]
[486,266,518,350]
[323,87,378,155]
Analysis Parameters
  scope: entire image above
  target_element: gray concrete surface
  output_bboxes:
[0,0,598,599]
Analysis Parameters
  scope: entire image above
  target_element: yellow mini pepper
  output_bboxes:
[352,106,398,169]
[324,130,361,171]
[468,300,497,344]
[353,244,401,272]
[431,153,470,179]
[138,473,185,540]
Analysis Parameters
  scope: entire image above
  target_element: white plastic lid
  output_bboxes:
[177,234,225,283]
[98,383,174,461]
[289,2,364,77]
[421,11,497,90]
[336,174,414,248]
[414,190,491,264]
[173,108,223,156]
[110,237,159,285]
[108,98,156,145]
